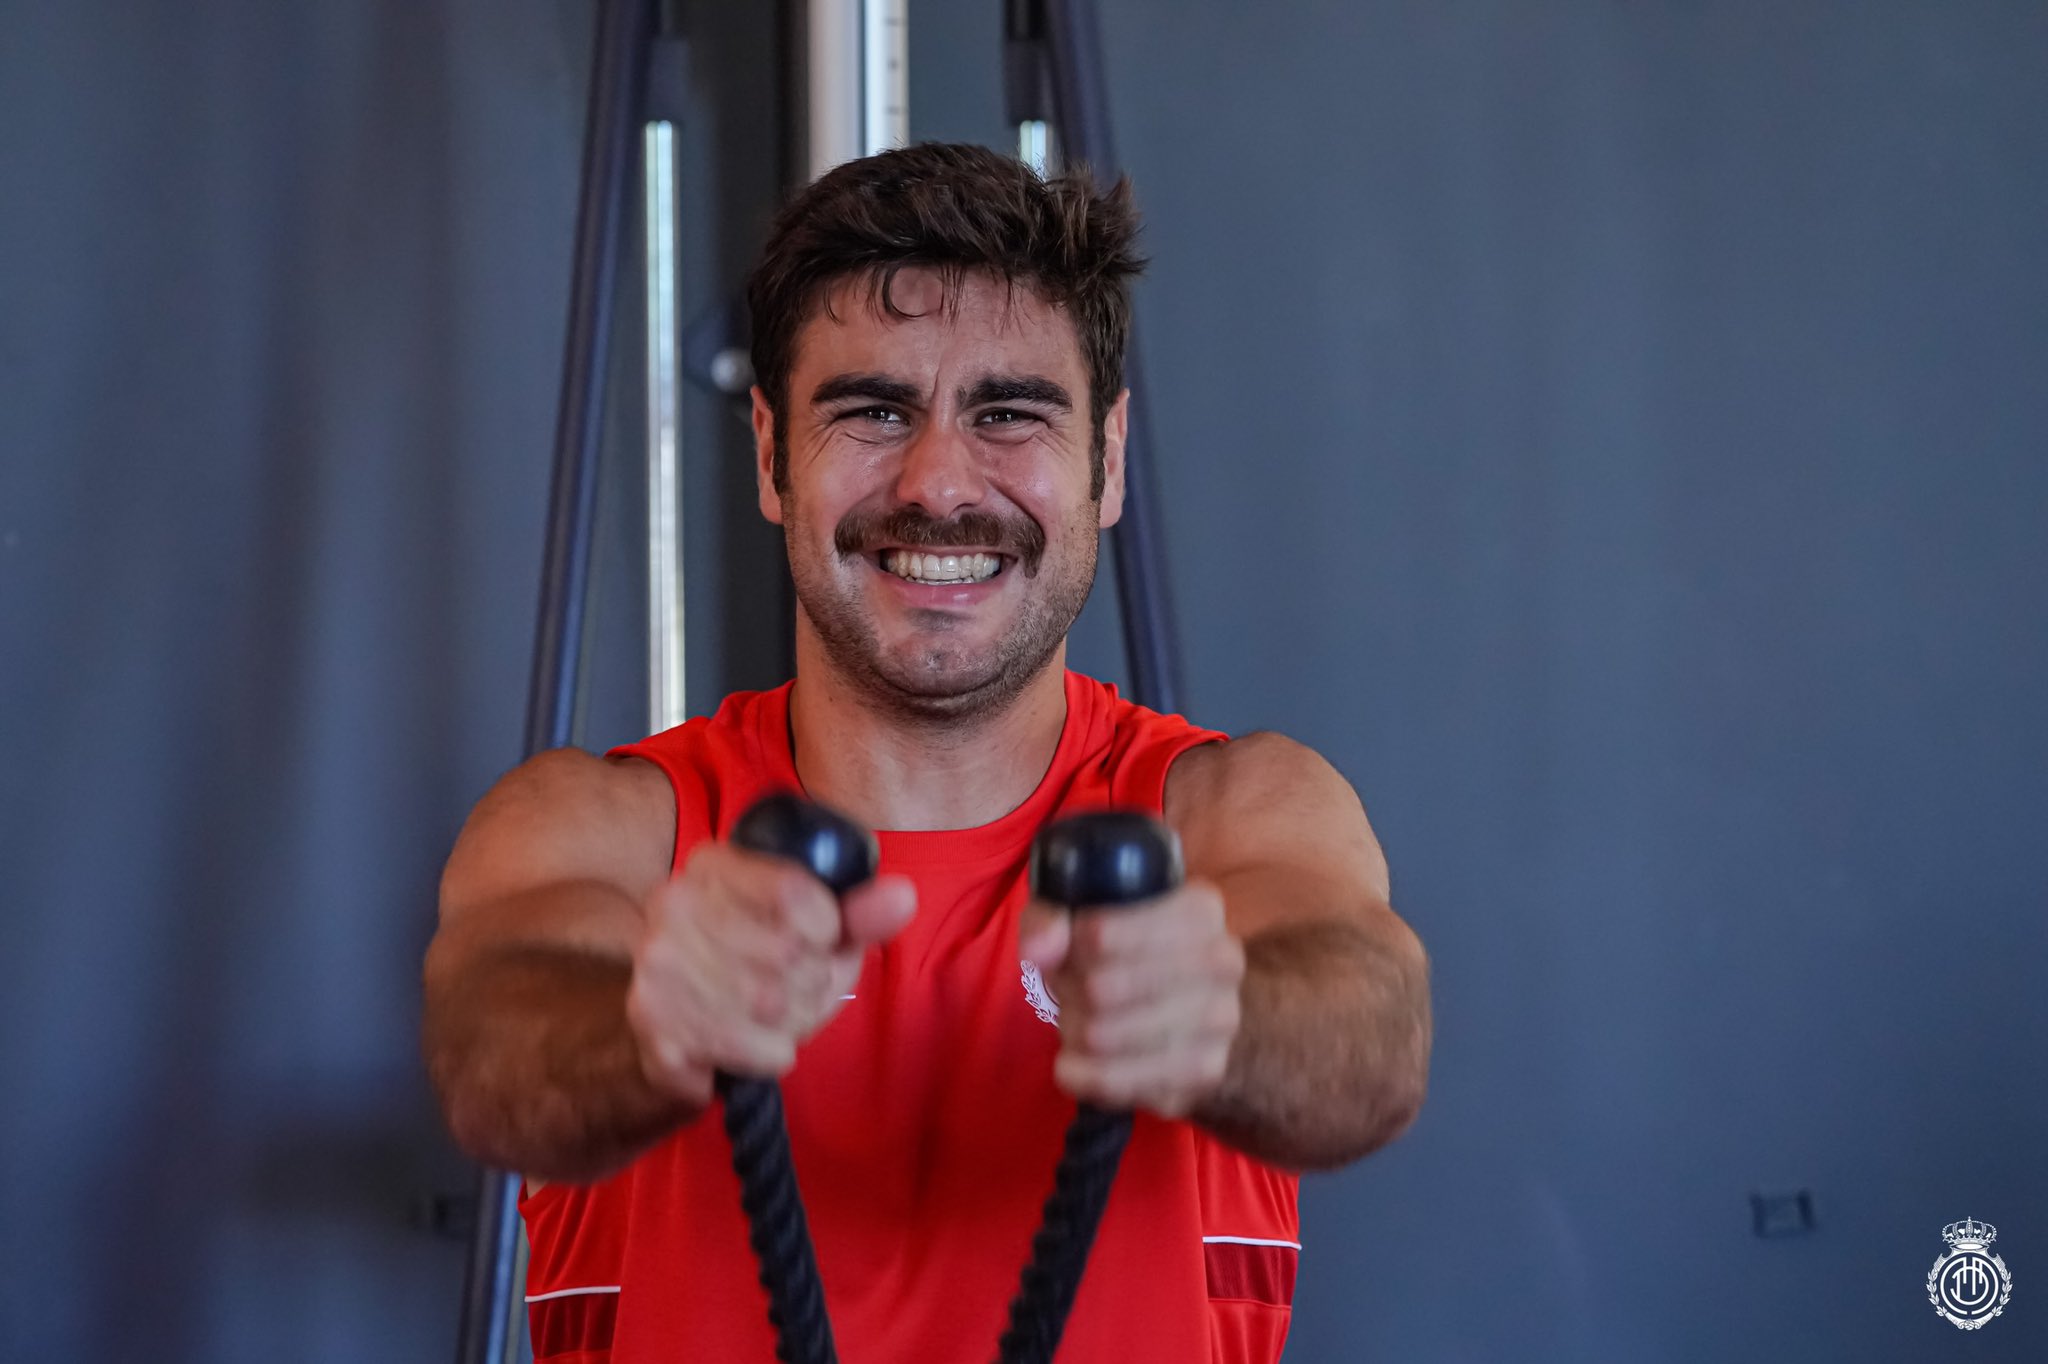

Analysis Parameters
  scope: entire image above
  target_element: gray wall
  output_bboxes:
[1054,5,2048,1362]
[4,2,2042,1360]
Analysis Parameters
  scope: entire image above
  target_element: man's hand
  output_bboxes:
[627,842,916,1100]
[1018,881,1246,1118]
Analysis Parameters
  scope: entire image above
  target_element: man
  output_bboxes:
[423,142,1430,1364]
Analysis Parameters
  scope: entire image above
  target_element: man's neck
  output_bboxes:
[786,633,1070,833]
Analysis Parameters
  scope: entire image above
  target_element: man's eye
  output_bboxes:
[978,409,1032,426]
[839,406,903,425]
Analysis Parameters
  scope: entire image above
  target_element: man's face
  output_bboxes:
[753,266,1127,720]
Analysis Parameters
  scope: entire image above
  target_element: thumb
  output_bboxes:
[1018,901,1071,973]
[839,873,917,948]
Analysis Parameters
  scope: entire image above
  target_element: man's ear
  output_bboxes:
[751,386,784,525]
[1097,388,1130,529]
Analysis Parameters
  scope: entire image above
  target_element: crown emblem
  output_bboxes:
[1943,1218,1997,1249]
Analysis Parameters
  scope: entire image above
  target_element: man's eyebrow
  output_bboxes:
[810,373,924,408]
[962,375,1073,412]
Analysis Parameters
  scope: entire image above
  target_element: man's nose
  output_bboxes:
[892,418,987,519]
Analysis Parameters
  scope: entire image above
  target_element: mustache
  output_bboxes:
[834,505,1047,576]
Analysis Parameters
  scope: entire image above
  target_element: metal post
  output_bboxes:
[645,119,687,731]
[803,0,860,180]
[1039,0,1185,715]
[862,0,909,157]
[803,0,907,182]
[1017,120,1052,175]
[1003,0,1055,174]
[452,2,657,1362]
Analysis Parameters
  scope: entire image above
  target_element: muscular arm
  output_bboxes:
[1168,733,1432,1171]
[421,748,704,1182]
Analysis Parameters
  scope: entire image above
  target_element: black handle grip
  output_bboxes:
[731,791,879,895]
[998,810,1185,1364]
[1029,809,1182,909]
[718,791,877,1364]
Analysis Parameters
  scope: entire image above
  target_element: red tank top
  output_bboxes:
[520,671,1300,1363]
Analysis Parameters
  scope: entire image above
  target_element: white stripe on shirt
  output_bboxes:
[1201,1235,1302,1251]
[524,1285,622,1303]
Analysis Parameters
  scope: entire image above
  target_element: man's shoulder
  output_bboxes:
[488,745,676,823]
[1162,730,1341,822]
[441,745,678,921]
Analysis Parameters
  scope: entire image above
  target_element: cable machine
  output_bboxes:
[452,2,1182,1359]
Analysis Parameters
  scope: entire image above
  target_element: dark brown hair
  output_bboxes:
[746,142,1145,496]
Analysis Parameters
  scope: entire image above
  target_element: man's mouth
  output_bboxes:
[876,548,1005,585]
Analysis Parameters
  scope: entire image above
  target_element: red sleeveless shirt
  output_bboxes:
[520,671,1300,1363]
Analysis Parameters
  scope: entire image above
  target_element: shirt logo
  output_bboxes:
[1020,960,1060,1025]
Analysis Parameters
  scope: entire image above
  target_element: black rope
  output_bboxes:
[994,1103,1134,1364]
[719,802,1167,1364]
[718,1073,839,1364]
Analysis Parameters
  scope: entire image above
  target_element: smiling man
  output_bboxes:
[422,143,1431,1364]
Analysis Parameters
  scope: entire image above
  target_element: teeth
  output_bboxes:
[883,550,1001,583]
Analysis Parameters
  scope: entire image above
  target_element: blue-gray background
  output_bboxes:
[2,2,2042,1360]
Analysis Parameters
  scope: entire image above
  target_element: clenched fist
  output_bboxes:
[625,840,916,1101]
[1018,879,1245,1118]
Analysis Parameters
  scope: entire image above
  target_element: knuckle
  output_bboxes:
[1208,993,1241,1034]
[787,961,829,1024]
[766,867,813,918]
[773,929,810,969]
[749,975,787,1026]
[783,880,840,945]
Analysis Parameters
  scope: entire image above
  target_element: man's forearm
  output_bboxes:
[1194,916,1432,1171]
[422,942,705,1182]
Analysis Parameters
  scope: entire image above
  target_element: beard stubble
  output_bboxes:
[784,497,1099,724]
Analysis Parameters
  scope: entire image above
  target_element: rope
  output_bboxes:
[717,800,1167,1364]
[994,1103,1133,1364]
[718,1072,839,1364]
